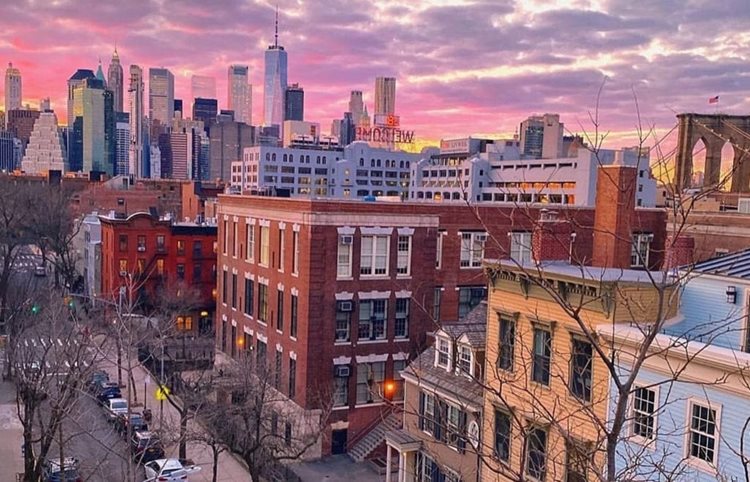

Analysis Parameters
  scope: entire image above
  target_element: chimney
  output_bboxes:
[664,234,695,270]
[532,210,573,263]
[592,164,637,269]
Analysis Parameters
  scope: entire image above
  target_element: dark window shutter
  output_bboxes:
[458,410,468,453]
[418,392,425,430]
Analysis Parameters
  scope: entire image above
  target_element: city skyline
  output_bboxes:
[0,0,747,148]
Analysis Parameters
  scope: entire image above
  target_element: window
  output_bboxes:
[436,338,450,369]
[494,410,511,462]
[447,405,467,452]
[396,235,411,275]
[119,259,128,273]
[333,365,349,407]
[565,441,589,482]
[244,279,254,316]
[632,386,656,441]
[177,240,185,256]
[119,234,128,252]
[156,235,166,252]
[260,225,270,266]
[631,233,652,268]
[395,298,409,339]
[688,402,718,465]
[419,391,435,435]
[156,259,164,276]
[498,316,516,371]
[270,412,278,436]
[278,228,285,271]
[274,350,282,389]
[356,362,385,404]
[457,345,472,376]
[256,339,267,372]
[231,324,237,357]
[222,220,228,254]
[433,288,442,321]
[231,273,237,309]
[337,235,352,278]
[284,421,292,447]
[137,258,146,273]
[176,264,185,280]
[458,286,487,318]
[510,232,532,264]
[570,338,592,402]
[436,231,445,269]
[276,289,284,332]
[288,358,296,398]
[360,235,389,276]
[460,232,486,268]
[258,283,268,323]
[532,327,552,385]
[221,270,228,304]
[193,240,202,257]
[137,235,146,251]
[358,299,386,340]
[416,453,440,482]
[292,231,299,274]
[290,294,298,338]
[393,359,405,401]
[335,301,352,342]
[246,223,255,262]
[526,426,548,481]
[176,316,193,331]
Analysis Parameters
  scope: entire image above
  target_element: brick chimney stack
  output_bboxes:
[532,209,573,263]
[592,164,637,269]
[664,234,695,270]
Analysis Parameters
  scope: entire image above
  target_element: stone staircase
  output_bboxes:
[348,411,402,462]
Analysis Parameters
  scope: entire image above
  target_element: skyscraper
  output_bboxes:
[148,67,175,126]
[374,77,396,116]
[191,75,216,101]
[128,65,145,177]
[284,84,304,121]
[95,60,106,85]
[70,78,113,174]
[349,90,364,125]
[67,69,96,133]
[227,65,251,124]
[107,47,124,112]
[4,63,22,116]
[115,112,130,175]
[263,9,287,128]
[192,98,218,126]
[519,113,564,159]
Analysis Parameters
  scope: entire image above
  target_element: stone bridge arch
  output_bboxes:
[674,113,750,192]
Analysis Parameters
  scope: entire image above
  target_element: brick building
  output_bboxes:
[214,181,667,459]
[99,212,217,334]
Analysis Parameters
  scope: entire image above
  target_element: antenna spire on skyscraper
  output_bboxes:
[274,4,279,48]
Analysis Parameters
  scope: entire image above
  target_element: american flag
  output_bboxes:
[709,95,720,104]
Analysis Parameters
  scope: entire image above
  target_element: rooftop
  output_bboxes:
[491,259,667,284]
[438,302,487,348]
[691,248,750,279]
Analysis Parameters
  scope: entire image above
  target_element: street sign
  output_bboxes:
[155,385,170,401]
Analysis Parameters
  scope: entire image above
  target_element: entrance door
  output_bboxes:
[331,429,347,454]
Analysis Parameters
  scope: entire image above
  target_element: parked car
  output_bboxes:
[115,412,148,435]
[41,457,82,482]
[86,370,109,392]
[143,458,201,481]
[103,398,129,422]
[95,382,122,404]
[130,431,165,464]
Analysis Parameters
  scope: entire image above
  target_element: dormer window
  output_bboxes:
[436,337,451,369]
[457,344,473,377]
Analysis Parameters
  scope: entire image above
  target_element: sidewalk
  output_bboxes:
[0,376,24,480]
[99,353,251,482]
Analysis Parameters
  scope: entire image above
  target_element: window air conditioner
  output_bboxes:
[338,301,353,312]
[341,235,354,245]
[335,365,350,377]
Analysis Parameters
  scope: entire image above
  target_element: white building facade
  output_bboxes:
[21,112,66,174]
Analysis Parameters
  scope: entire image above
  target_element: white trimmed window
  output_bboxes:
[292,231,299,274]
[510,231,532,264]
[337,235,353,278]
[394,298,409,339]
[246,223,255,262]
[360,235,389,276]
[631,233,652,268]
[460,232,487,268]
[358,299,387,340]
[688,401,719,466]
[278,228,285,272]
[632,386,657,442]
[232,221,238,258]
[436,231,445,269]
[457,344,472,376]
[436,337,451,369]
[260,225,270,266]
[356,361,385,404]
[396,235,412,276]
[222,220,228,254]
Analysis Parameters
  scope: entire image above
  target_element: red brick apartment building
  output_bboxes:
[215,182,667,459]
[100,212,217,334]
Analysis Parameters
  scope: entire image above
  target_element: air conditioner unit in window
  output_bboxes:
[341,235,354,245]
[338,300,353,312]
[335,365,350,377]
[137,246,146,252]
[119,271,128,277]
[476,234,488,242]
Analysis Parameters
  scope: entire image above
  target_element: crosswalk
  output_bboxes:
[16,335,94,372]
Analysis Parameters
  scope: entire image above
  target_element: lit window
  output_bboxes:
[258,283,268,323]
[260,225,270,266]
[177,240,185,256]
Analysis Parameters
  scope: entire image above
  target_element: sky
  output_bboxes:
[1,0,748,153]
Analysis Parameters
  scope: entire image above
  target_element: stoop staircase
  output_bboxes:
[348,410,402,462]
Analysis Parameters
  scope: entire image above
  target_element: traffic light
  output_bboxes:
[64,296,75,309]
[30,304,40,315]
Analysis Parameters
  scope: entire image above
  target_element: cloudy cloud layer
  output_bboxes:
[1,0,747,148]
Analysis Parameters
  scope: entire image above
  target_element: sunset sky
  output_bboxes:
[1,0,748,150]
